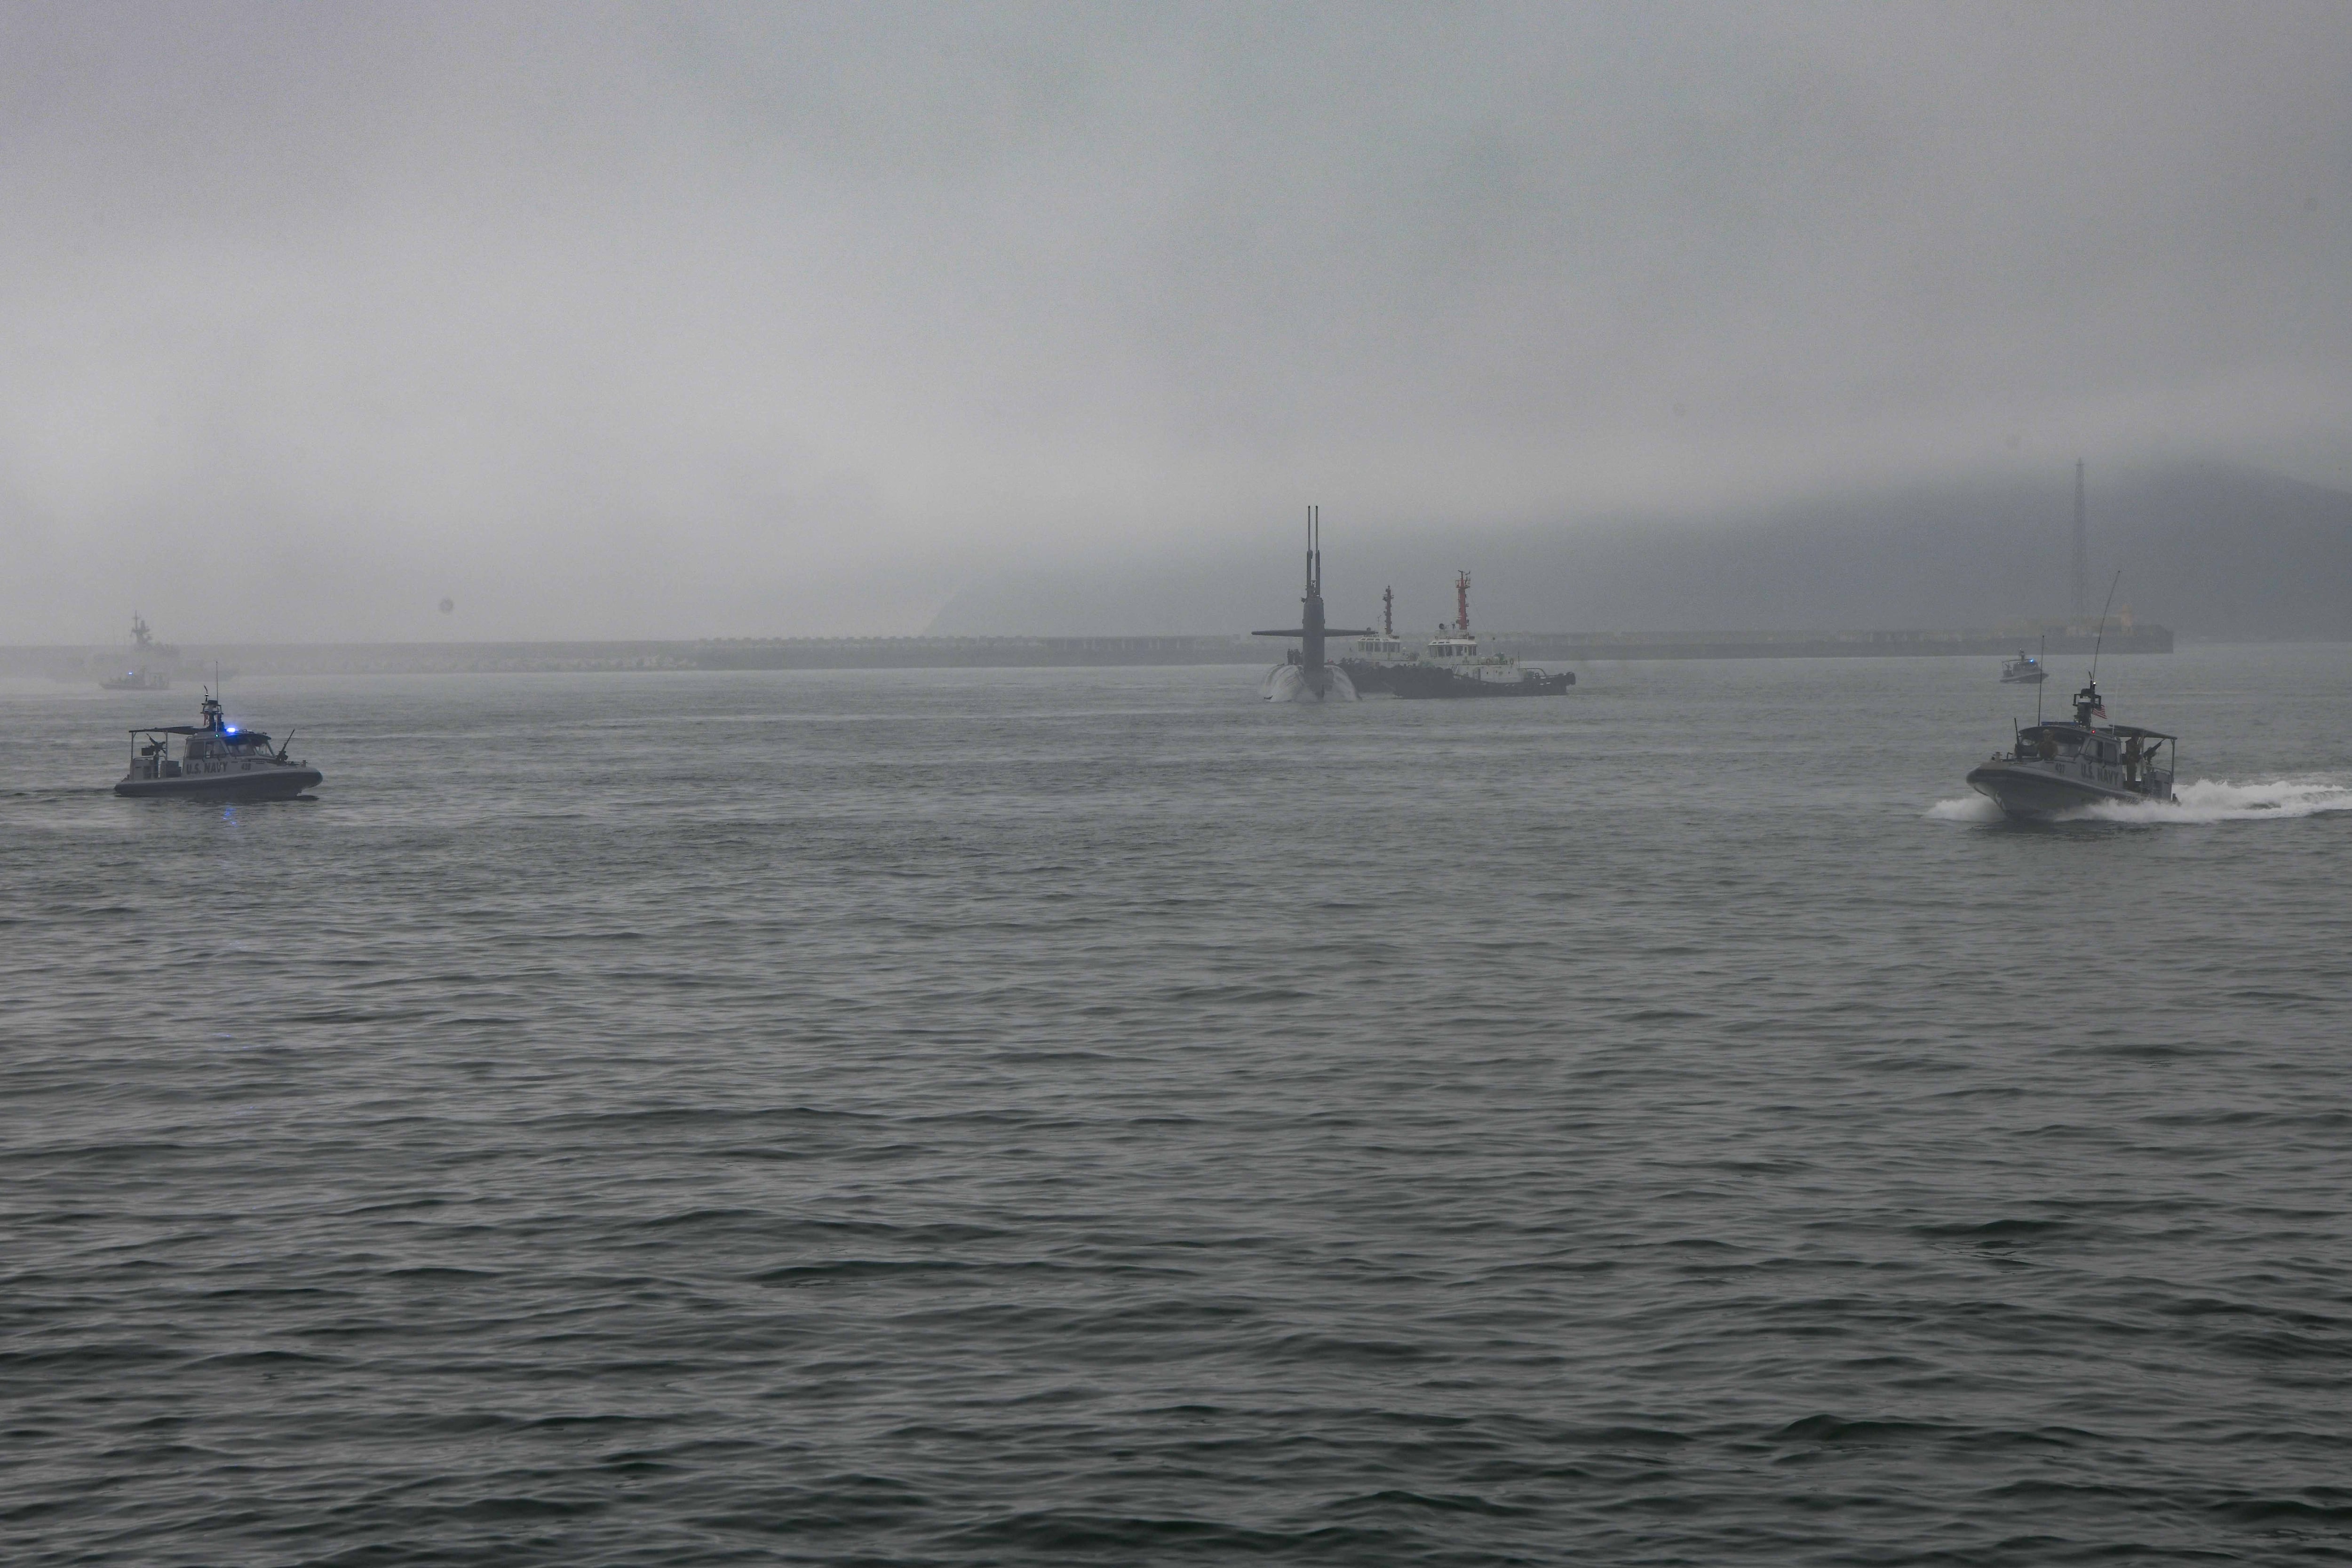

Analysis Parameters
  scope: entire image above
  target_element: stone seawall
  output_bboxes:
[5,624,2174,678]
[1495,625,2174,661]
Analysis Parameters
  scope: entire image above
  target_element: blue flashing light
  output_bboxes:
[224,725,238,735]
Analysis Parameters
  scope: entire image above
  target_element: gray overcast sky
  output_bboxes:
[4,0,2348,640]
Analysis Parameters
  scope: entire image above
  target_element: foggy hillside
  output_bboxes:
[927,462,2352,640]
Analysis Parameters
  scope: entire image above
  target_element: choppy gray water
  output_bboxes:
[7,645,2352,1565]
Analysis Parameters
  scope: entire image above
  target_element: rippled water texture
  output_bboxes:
[8,645,2352,1565]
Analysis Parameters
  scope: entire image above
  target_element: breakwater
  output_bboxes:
[696,635,1264,669]
[1496,623,2174,661]
[5,624,2172,679]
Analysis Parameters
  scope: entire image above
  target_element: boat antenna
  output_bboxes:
[2035,632,2045,725]
[2087,570,2122,685]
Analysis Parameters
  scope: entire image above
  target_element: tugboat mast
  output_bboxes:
[1455,571,1471,634]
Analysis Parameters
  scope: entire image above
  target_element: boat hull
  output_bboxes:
[1964,761,2166,819]
[115,766,322,801]
[1343,661,1573,698]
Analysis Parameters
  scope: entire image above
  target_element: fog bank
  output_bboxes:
[4,3,2348,640]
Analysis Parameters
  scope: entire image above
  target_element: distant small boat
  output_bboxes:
[2000,649,2047,685]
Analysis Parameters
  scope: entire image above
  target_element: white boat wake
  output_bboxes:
[1261,665,1358,703]
[1930,777,2352,825]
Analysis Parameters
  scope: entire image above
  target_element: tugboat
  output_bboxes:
[2000,646,2048,684]
[116,691,321,800]
[100,615,175,691]
[1363,573,1573,699]
[1965,678,2174,818]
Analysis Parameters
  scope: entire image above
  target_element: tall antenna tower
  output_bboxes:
[2071,459,2089,618]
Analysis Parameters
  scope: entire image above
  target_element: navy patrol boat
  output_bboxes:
[1965,676,2175,819]
[117,691,320,800]
[2000,648,2048,684]
[1967,577,2172,818]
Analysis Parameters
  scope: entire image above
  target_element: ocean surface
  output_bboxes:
[7,644,2352,1566]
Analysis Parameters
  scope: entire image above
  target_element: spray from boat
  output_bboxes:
[1931,776,2352,825]
[1262,663,1359,703]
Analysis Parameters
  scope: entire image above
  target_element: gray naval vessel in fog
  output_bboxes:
[1966,677,2175,818]
[100,615,175,691]
[117,691,321,800]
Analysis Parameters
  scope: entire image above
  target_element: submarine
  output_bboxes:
[1254,506,1375,700]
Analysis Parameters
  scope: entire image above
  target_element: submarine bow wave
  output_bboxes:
[1261,664,1359,703]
